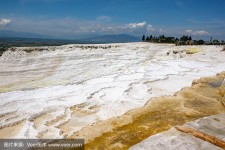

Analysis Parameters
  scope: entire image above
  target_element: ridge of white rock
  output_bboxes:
[0,43,225,139]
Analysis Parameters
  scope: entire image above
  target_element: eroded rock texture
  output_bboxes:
[83,72,225,149]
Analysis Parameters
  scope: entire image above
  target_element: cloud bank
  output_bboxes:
[1,15,218,40]
[4,17,156,38]
[126,21,147,29]
[184,29,210,36]
[0,18,11,26]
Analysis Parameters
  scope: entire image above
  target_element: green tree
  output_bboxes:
[159,35,165,39]
[165,37,175,43]
[188,36,192,41]
[150,35,153,39]
[213,39,219,43]
[221,40,224,44]
[197,40,205,45]
[142,35,146,41]
[210,36,212,42]
[180,35,189,41]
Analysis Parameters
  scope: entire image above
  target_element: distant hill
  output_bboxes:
[0,37,84,47]
[81,34,140,43]
[0,30,54,39]
[0,31,140,44]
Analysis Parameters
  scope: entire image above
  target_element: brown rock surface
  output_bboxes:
[130,113,225,150]
[70,71,225,149]
[130,126,224,150]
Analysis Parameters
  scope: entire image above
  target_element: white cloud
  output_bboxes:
[126,21,147,29]
[0,18,11,26]
[147,24,155,32]
[185,29,192,33]
[5,17,156,37]
[193,30,209,36]
[158,28,169,34]
[123,21,156,34]
[183,29,209,36]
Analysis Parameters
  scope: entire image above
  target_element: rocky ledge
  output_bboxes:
[71,71,225,149]
[130,113,225,150]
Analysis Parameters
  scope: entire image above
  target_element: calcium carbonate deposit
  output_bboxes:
[0,42,225,139]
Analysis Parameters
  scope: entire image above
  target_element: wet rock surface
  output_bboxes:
[130,113,225,150]
[130,127,223,150]
[83,72,225,149]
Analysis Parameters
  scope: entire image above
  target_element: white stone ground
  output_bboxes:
[0,42,224,139]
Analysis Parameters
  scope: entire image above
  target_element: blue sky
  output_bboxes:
[0,0,225,40]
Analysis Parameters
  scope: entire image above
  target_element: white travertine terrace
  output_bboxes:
[0,43,224,139]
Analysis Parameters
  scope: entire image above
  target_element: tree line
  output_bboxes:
[142,35,225,45]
